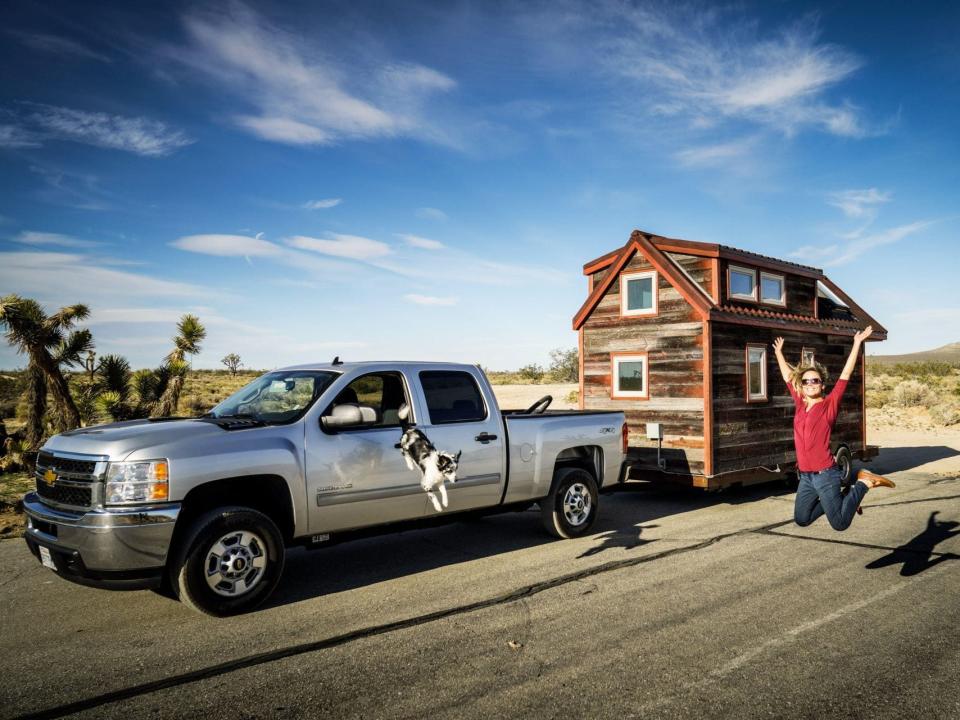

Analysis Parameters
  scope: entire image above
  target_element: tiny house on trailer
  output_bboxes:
[572,230,886,490]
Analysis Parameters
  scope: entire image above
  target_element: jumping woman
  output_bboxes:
[772,326,894,531]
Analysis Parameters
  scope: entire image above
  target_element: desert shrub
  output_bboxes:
[890,361,955,378]
[181,395,209,415]
[565,390,579,404]
[890,380,936,409]
[548,348,579,383]
[930,403,960,426]
[518,363,545,383]
[865,389,890,409]
[0,399,17,419]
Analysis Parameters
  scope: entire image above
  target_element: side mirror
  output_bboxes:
[321,404,377,430]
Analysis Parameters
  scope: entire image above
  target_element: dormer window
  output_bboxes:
[760,272,785,306]
[728,265,757,302]
[620,270,658,317]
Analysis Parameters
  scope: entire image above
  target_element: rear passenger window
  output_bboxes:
[420,371,487,424]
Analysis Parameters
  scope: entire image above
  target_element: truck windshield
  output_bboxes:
[207,370,337,424]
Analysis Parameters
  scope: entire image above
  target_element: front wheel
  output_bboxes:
[540,467,599,539]
[171,507,285,617]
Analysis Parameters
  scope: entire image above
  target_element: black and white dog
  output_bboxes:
[398,427,462,512]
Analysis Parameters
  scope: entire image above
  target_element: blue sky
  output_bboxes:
[1,1,958,370]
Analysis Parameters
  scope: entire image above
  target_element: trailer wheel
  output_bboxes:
[171,506,285,617]
[835,446,852,489]
[540,467,599,539]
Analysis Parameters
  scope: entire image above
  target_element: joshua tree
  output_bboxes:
[154,314,206,417]
[221,352,242,376]
[0,295,92,445]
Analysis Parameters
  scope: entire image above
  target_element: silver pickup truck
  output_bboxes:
[23,361,627,616]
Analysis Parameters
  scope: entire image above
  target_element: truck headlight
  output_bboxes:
[105,460,169,505]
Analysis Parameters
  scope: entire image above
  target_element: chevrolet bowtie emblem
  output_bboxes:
[43,468,57,486]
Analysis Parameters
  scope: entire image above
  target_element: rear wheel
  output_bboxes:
[835,446,852,488]
[540,467,599,539]
[171,507,285,617]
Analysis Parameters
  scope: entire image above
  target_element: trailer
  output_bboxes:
[573,230,886,491]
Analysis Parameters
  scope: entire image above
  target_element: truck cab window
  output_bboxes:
[327,373,410,428]
[419,371,487,424]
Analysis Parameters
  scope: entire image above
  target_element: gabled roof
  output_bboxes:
[573,229,887,339]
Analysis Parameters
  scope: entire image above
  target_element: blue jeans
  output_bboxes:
[794,465,868,531]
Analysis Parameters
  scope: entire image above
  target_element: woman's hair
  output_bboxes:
[789,362,830,395]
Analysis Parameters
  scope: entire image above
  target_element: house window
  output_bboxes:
[801,347,815,366]
[611,353,649,399]
[728,265,757,301]
[760,272,785,306]
[746,344,768,402]
[620,271,658,317]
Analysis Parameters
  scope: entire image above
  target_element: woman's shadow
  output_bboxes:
[866,511,960,576]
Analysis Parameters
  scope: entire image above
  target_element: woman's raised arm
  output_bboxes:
[772,337,793,384]
[840,325,873,380]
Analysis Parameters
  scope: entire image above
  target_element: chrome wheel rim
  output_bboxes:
[204,530,268,597]
[562,482,592,526]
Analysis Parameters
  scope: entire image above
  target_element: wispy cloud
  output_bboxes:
[9,31,111,63]
[24,104,193,156]
[12,231,102,249]
[416,207,448,221]
[302,198,342,210]
[793,220,933,266]
[675,137,757,167]
[28,165,113,211]
[175,4,455,146]
[287,233,392,260]
[0,124,41,148]
[171,234,283,257]
[827,188,891,218]
[396,233,445,250]
[404,294,458,306]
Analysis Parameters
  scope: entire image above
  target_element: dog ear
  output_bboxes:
[455,450,462,462]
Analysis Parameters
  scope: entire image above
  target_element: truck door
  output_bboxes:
[306,371,427,533]
[414,369,506,512]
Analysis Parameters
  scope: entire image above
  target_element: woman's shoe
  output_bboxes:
[857,469,895,488]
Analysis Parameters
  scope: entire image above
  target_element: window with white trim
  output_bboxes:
[612,354,648,398]
[760,272,785,306]
[801,347,815,366]
[746,345,767,402]
[620,271,658,316]
[728,265,757,301]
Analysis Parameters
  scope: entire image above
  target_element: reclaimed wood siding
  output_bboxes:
[667,252,715,299]
[583,251,706,475]
[711,323,865,474]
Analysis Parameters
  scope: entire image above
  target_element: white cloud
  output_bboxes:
[827,188,892,218]
[675,138,756,167]
[12,231,102,249]
[302,198,342,210]
[416,207,448,221]
[287,233,392,260]
[396,233,445,250]
[177,4,455,146]
[27,104,193,156]
[404,294,459,306]
[792,220,933,266]
[171,234,283,257]
[0,124,41,148]
[10,31,111,63]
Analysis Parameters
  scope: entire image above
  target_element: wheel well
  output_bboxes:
[554,446,602,483]
[176,475,295,543]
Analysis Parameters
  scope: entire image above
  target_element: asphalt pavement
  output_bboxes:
[1,459,958,720]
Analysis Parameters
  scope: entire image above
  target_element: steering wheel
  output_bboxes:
[524,395,553,414]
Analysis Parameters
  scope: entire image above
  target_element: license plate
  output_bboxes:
[38,546,57,571]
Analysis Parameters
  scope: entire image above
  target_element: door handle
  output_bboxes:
[475,432,498,443]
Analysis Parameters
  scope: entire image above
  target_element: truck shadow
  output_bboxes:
[267,480,794,609]
[866,445,960,475]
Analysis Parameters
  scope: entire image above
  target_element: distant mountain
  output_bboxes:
[868,342,960,365]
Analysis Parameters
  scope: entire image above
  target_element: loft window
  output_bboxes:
[801,347,815,366]
[611,353,648,399]
[760,272,785,306]
[728,265,757,301]
[620,271,658,317]
[746,344,768,402]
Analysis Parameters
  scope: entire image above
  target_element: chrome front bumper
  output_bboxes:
[22,492,181,590]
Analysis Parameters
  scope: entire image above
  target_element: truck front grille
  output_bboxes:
[35,481,93,508]
[35,450,104,511]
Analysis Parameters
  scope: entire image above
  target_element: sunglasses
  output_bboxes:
[801,378,822,386]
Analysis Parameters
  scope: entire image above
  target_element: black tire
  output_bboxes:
[835,446,852,488]
[539,467,599,539]
[170,506,285,617]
